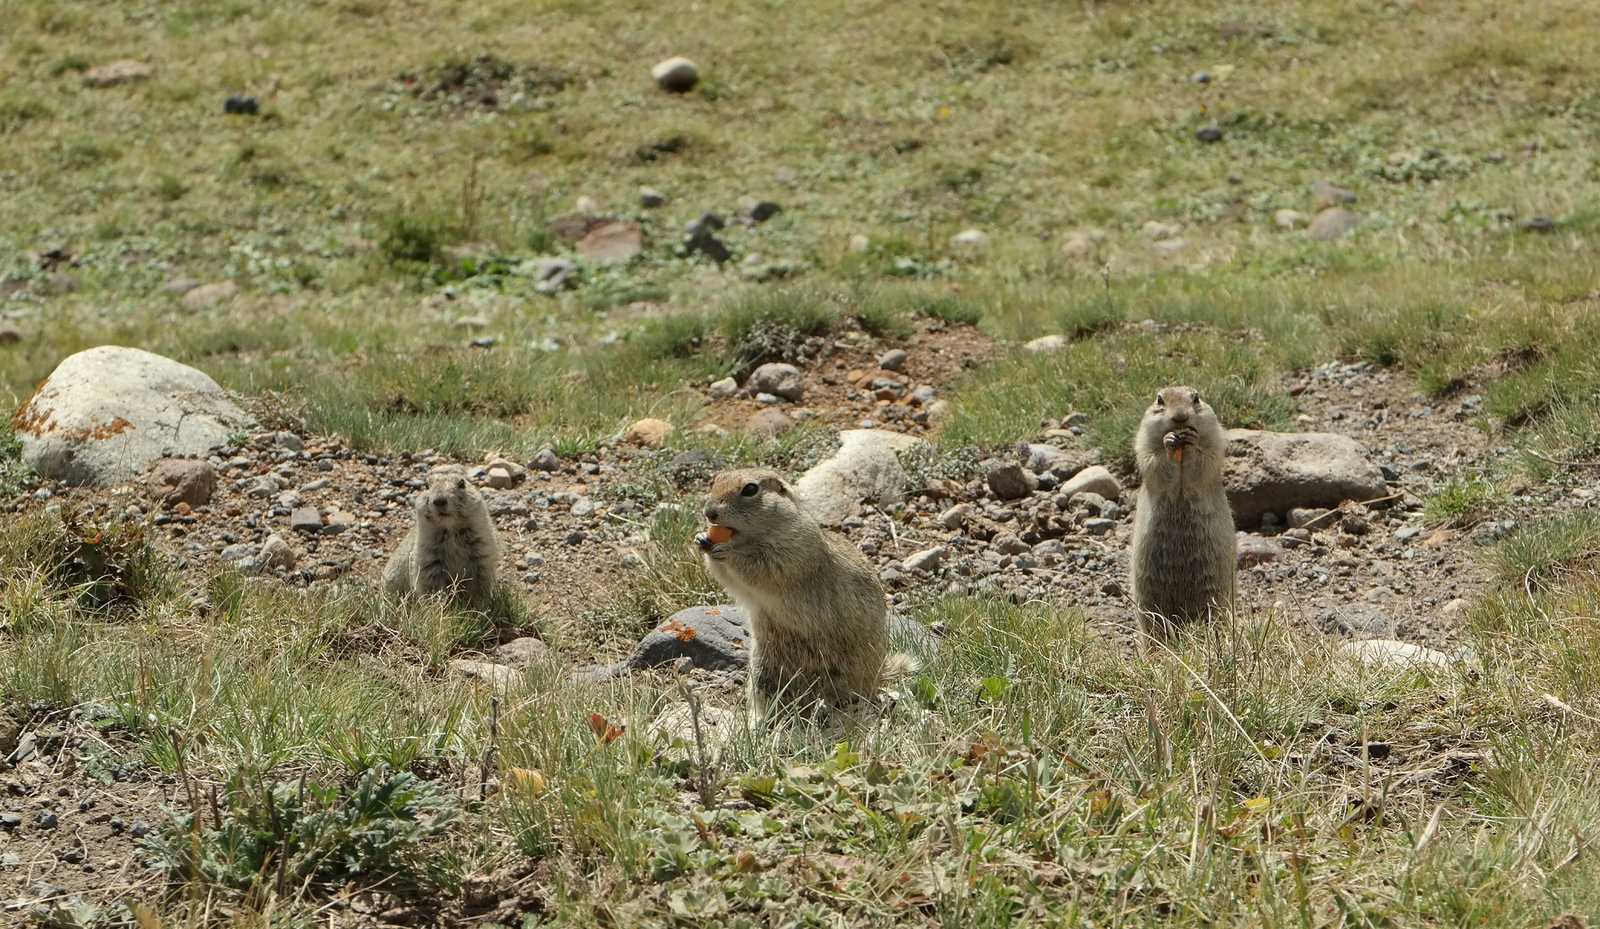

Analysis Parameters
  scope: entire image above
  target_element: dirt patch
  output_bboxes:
[393,54,571,111]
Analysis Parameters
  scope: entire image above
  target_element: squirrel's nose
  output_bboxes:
[432,497,450,510]
[1170,410,1190,424]
[704,506,720,523]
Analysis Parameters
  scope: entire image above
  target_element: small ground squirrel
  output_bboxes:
[1129,386,1237,637]
[696,468,889,719]
[384,465,499,603]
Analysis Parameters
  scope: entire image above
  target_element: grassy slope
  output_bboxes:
[3,0,1600,925]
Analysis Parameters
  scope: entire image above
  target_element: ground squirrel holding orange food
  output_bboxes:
[1129,386,1236,637]
[384,465,499,603]
[696,468,890,719]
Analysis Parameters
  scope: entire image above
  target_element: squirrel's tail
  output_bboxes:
[882,651,921,680]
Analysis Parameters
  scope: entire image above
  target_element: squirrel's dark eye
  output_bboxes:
[741,482,760,498]
[1191,390,1201,404]
[1153,394,1165,407]
[456,479,466,490]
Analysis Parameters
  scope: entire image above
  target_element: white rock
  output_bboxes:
[651,57,700,93]
[902,546,946,572]
[1059,465,1121,500]
[16,346,252,486]
[1340,639,1452,670]
[1024,335,1066,354]
[450,659,524,688]
[747,363,804,402]
[951,228,988,248]
[1273,209,1309,230]
[793,429,925,525]
[707,377,738,400]
[1142,220,1181,240]
[847,234,871,253]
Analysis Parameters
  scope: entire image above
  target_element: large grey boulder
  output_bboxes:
[1224,429,1387,528]
[15,346,251,486]
[629,605,751,672]
[793,429,924,524]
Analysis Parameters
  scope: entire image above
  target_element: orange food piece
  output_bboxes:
[1172,446,1184,464]
[706,525,735,544]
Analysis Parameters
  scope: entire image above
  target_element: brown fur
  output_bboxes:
[384,465,499,603]
[698,468,889,719]
[1129,386,1236,638]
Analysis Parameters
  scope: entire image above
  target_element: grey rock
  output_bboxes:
[83,60,152,88]
[950,228,988,248]
[1274,209,1309,230]
[1058,465,1120,500]
[451,659,523,688]
[1307,208,1360,241]
[273,431,304,452]
[877,349,909,371]
[577,221,643,265]
[684,225,731,262]
[1084,518,1117,535]
[903,546,946,572]
[639,186,668,208]
[793,429,925,524]
[1195,124,1224,143]
[707,377,738,400]
[289,507,322,534]
[16,346,252,486]
[1519,216,1557,234]
[258,534,295,571]
[986,462,1038,501]
[146,458,216,507]
[1023,335,1066,353]
[629,605,750,672]
[1236,534,1285,567]
[652,56,700,93]
[739,198,782,224]
[938,504,973,529]
[1018,442,1092,478]
[494,637,552,667]
[181,281,238,310]
[1225,429,1387,528]
[993,533,1030,555]
[1325,605,1396,639]
[1287,507,1330,529]
[747,363,804,401]
[531,447,560,471]
[747,408,794,439]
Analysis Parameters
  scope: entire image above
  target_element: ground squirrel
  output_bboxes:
[384,465,500,603]
[696,468,889,719]
[1129,386,1236,637]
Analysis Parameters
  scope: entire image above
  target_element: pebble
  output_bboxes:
[1024,335,1066,354]
[950,229,988,248]
[531,448,560,472]
[652,57,700,93]
[289,507,322,534]
[224,95,259,115]
[639,187,667,208]
[903,546,946,572]
[938,504,973,529]
[1084,518,1117,535]
[878,349,908,371]
[986,463,1039,501]
[1195,124,1224,143]
[708,377,738,400]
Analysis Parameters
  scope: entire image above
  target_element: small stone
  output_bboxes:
[847,234,871,253]
[493,637,552,667]
[1394,525,1421,541]
[289,507,322,534]
[993,533,1030,556]
[903,546,946,572]
[707,377,738,400]
[1311,179,1357,210]
[620,551,645,569]
[1236,534,1284,567]
[1195,124,1224,143]
[1307,208,1360,241]
[950,228,987,248]
[877,349,908,371]
[684,225,731,263]
[1024,334,1066,354]
[652,57,700,93]
[1274,209,1309,230]
[147,459,217,507]
[624,418,673,449]
[639,187,668,208]
[1084,517,1116,535]
[274,431,304,452]
[1442,598,1471,616]
[986,463,1039,501]
[0,812,22,830]
[531,447,560,471]
[83,60,152,88]
[182,281,238,310]
[739,198,782,224]
[747,363,804,402]
[1519,216,1557,234]
[938,504,973,529]
[1341,639,1451,670]
[450,659,523,689]
[223,95,259,116]
[747,408,794,439]
[1060,233,1095,259]
[1287,507,1329,529]
[323,510,357,534]
[577,221,643,265]
[1151,237,1188,255]
[1059,465,1120,500]
[486,467,515,489]
[1142,220,1181,240]
[0,328,21,345]
[259,534,295,571]
[570,497,597,518]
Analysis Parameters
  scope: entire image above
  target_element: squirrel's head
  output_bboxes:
[1136,385,1226,474]
[697,468,804,560]
[414,466,481,527]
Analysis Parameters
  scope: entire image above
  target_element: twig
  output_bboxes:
[479,696,500,801]
[679,678,717,808]
[1298,493,1405,530]
[1523,448,1600,470]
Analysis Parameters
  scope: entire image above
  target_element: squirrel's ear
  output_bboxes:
[762,475,789,495]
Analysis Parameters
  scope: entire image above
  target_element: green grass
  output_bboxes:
[4,0,1600,923]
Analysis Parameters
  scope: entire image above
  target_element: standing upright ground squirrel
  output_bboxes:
[1129,386,1237,637]
[383,464,499,604]
[696,468,889,719]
